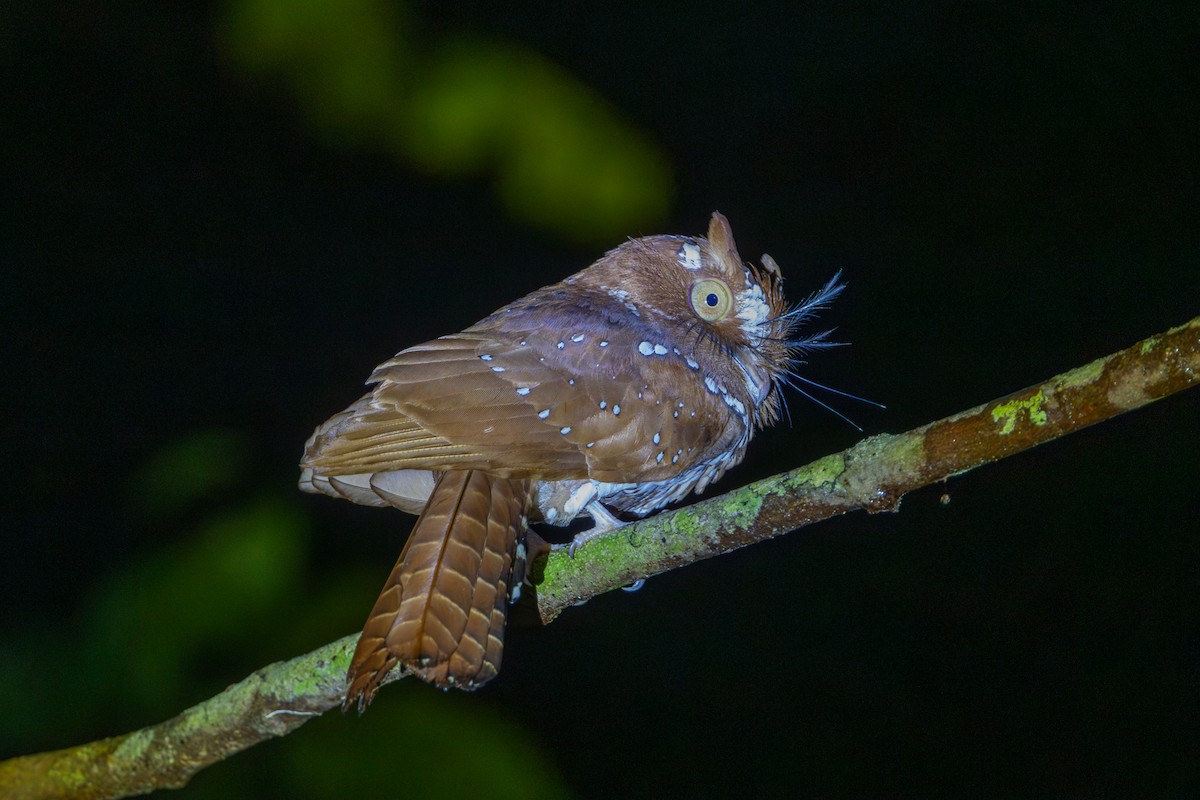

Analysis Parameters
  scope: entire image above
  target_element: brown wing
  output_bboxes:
[302,289,744,484]
[301,331,589,479]
[478,307,746,484]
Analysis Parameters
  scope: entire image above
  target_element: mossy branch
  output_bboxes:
[2,315,1196,800]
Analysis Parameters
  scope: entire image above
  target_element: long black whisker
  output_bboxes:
[685,320,712,358]
[783,370,886,409]
[779,385,794,427]
[689,318,734,363]
[785,382,864,432]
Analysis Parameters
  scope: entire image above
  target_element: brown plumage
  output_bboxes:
[300,212,843,709]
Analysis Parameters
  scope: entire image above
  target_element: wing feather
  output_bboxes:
[302,290,744,484]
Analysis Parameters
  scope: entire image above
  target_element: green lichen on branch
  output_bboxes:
[991,389,1049,434]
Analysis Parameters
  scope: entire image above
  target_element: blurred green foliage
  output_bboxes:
[1,430,568,797]
[81,495,309,710]
[124,429,252,519]
[221,0,672,243]
[283,687,569,800]
[222,0,411,142]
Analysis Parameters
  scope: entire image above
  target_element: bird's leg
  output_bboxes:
[564,501,646,594]
[562,499,627,557]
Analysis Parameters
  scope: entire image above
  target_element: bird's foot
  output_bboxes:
[552,500,626,557]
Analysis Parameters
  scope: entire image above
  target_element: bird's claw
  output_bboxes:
[561,499,627,557]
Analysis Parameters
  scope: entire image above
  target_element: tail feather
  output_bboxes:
[344,470,531,709]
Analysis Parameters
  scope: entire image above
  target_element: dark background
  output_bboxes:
[3,2,1198,797]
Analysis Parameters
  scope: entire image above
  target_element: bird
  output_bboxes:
[299,212,844,710]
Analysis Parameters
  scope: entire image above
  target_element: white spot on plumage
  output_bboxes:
[613,404,621,416]
[491,366,506,373]
[678,241,702,270]
[600,340,609,347]
[638,341,654,356]
[479,354,493,361]
[516,387,531,396]
[560,426,572,435]
[538,409,551,419]
[586,442,595,448]
[723,394,746,417]
[653,344,668,356]
[569,379,575,385]
[686,356,699,370]
[672,453,679,463]
[656,451,664,463]
[599,401,606,409]
[571,333,585,343]
[704,375,718,394]
[735,276,772,342]
[653,432,660,445]
[557,341,565,349]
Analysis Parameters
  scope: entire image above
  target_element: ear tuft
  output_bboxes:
[707,211,742,269]
[761,253,783,280]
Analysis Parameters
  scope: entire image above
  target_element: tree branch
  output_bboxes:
[2,315,1196,800]
[0,637,358,800]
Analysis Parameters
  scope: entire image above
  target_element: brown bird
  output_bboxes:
[300,212,843,709]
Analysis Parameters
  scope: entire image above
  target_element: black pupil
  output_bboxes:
[705,293,719,307]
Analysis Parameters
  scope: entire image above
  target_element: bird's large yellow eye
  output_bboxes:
[690,278,733,322]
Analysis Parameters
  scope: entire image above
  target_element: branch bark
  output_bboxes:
[2,315,1197,800]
